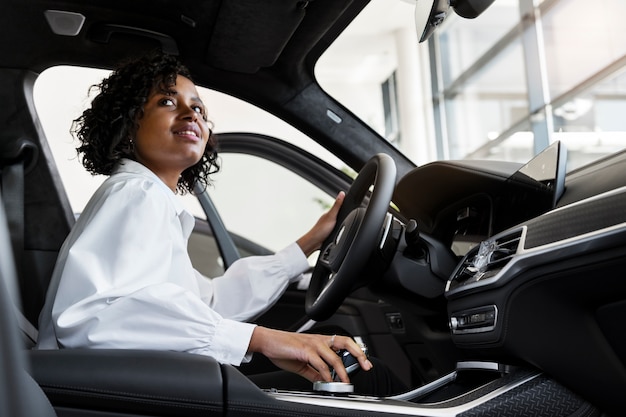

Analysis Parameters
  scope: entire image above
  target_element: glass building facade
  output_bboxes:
[430,0,626,170]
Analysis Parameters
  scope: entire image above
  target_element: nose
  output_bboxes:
[180,103,199,121]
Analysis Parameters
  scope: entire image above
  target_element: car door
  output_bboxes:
[196,133,421,384]
[189,132,353,332]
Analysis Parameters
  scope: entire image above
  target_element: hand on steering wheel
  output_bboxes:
[305,153,396,321]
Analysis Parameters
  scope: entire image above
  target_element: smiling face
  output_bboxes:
[133,75,211,190]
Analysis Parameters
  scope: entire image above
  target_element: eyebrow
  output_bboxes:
[190,96,205,107]
[160,88,205,107]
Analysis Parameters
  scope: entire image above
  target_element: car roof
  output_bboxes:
[1,0,414,174]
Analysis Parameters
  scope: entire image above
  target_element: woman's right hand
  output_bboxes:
[296,191,345,257]
[248,326,372,383]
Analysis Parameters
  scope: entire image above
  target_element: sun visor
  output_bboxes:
[206,0,307,73]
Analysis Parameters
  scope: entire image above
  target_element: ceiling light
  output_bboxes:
[44,10,86,37]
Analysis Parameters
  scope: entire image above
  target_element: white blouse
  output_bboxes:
[36,159,310,365]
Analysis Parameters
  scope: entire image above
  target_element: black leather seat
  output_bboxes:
[28,349,227,416]
[0,195,56,417]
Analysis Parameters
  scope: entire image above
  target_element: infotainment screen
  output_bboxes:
[493,141,567,233]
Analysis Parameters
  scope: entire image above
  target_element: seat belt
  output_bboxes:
[2,162,24,279]
[194,183,241,269]
[0,140,39,345]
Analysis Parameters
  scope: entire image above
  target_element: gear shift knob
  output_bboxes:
[331,345,368,380]
[313,343,368,393]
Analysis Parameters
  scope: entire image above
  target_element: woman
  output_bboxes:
[36,53,377,389]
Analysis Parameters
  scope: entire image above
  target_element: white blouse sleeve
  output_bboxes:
[194,242,311,322]
[49,178,259,365]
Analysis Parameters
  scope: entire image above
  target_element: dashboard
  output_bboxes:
[390,144,626,414]
[393,142,566,257]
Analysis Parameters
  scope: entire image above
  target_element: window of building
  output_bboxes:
[382,71,400,144]
[315,0,626,169]
[438,0,521,86]
[430,0,626,170]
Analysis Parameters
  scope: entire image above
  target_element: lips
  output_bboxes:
[175,130,199,138]
[173,124,202,140]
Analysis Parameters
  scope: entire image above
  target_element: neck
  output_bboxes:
[160,174,180,192]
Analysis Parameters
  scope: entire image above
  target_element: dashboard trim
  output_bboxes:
[446,186,626,297]
[270,372,541,416]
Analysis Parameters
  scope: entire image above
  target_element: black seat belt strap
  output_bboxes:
[1,161,24,279]
[0,140,39,345]
[194,183,241,269]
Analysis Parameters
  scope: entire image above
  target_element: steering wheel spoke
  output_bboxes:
[317,242,335,269]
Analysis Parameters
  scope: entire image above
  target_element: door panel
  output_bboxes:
[189,133,352,330]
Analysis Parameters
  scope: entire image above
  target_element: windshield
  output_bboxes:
[316,0,626,171]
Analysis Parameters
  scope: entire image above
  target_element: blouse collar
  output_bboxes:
[113,159,188,218]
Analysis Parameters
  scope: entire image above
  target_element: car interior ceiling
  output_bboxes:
[3,0,414,174]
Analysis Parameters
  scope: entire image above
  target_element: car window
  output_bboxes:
[209,153,334,254]
[33,65,346,273]
[316,0,626,170]
[34,66,345,214]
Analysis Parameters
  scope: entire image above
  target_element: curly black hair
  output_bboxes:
[72,52,219,194]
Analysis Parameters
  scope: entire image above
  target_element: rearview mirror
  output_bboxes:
[411,0,497,43]
[453,0,497,18]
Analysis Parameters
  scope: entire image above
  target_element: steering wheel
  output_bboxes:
[305,153,397,321]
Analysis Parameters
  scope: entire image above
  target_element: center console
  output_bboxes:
[264,361,595,417]
[28,349,598,417]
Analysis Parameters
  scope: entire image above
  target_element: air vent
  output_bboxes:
[447,228,523,293]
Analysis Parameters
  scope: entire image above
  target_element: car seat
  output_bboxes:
[0,192,57,417]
